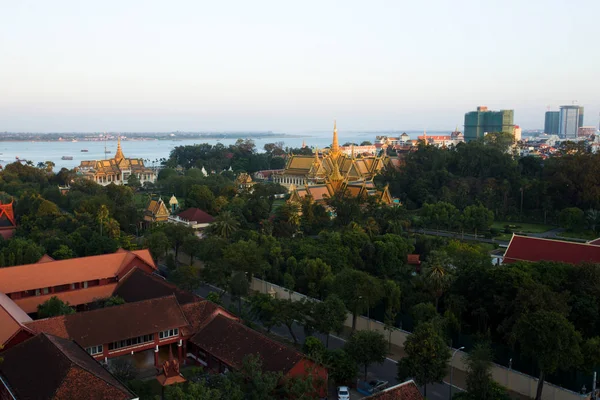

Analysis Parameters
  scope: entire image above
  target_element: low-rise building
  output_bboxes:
[168,207,215,233]
[502,235,600,265]
[0,249,157,314]
[0,333,137,400]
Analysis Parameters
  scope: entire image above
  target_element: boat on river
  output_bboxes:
[61,156,73,160]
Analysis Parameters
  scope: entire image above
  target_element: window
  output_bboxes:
[43,287,49,295]
[83,281,88,288]
[158,328,179,340]
[70,283,75,290]
[108,334,153,351]
[35,289,41,296]
[86,345,103,355]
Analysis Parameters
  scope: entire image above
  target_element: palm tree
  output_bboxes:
[586,209,600,234]
[37,161,45,169]
[212,211,240,239]
[422,250,452,311]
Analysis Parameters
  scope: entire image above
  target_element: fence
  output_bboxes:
[251,278,591,400]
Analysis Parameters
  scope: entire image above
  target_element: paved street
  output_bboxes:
[196,284,458,400]
[411,228,509,246]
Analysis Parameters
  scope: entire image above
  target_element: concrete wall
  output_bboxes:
[251,278,590,400]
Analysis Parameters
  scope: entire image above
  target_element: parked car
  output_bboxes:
[368,380,389,393]
[337,386,350,400]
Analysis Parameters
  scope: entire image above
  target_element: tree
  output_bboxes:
[456,342,511,400]
[211,211,240,239]
[311,295,348,348]
[514,311,582,400]
[325,348,358,385]
[558,207,584,231]
[234,354,280,400]
[52,245,75,260]
[102,296,125,308]
[344,330,387,380]
[462,204,494,236]
[382,280,401,349]
[145,231,170,261]
[126,173,141,190]
[162,223,195,259]
[229,271,249,315]
[360,141,372,146]
[303,336,326,360]
[37,296,75,318]
[275,298,308,344]
[332,269,382,332]
[182,235,203,265]
[397,322,450,397]
[164,380,224,400]
[97,205,109,236]
[248,292,279,333]
[300,258,333,299]
[187,184,215,212]
[223,240,266,281]
[170,265,202,292]
[410,302,439,328]
[108,358,137,382]
[422,250,452,310]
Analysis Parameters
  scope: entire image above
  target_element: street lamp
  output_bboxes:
[449,346,465,400]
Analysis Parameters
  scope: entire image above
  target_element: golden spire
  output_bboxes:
[329,161,343,181]
[330,120,340,160]
[115,136,124,162]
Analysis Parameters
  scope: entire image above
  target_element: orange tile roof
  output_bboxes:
[14,284,118,313]
[0,292,33,346]
[0,250,156,294]
[37,254,56,263]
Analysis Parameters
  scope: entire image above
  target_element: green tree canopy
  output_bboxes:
[37,296,75,318]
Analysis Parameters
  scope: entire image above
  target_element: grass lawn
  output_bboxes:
[271,199,285,212]
[492,221,555,234]
[493,232,513,242]
[558,230,598,241]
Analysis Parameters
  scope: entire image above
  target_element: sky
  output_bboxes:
[1,0,599,133]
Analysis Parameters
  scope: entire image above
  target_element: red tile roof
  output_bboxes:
[177,208,215,224]
[588,238,600,246]
[503,235,600,265]
[0,292,32,346]
[14,283,118,313]
[114,268,197,305]
[0,249,156,294]
[0,333,135,400]
[180,300,238,335]
[190,314,304,374]
[365,380,423,400]
[25,295,189,347]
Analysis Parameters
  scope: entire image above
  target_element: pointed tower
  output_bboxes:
[301,139,306,149]
[115,136,125,162]
[330,120,341,161]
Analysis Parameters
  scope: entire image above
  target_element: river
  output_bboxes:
[0,130,430,169]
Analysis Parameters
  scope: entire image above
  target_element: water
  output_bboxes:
[0,130,431,170]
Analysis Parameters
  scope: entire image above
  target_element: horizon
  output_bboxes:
[2,0,599,132]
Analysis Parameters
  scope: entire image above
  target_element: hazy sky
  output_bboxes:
[1,0,599,132]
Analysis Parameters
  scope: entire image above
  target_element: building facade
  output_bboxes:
[464,106,515,142]
[78,137,156,186]
[544,111,560,134]
[578,126,596,138]
[559,105,584,139]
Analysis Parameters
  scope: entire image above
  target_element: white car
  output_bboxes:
[337,386,350,400]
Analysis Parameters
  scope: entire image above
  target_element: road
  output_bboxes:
[411,228,509,246]
[196,284,459,400]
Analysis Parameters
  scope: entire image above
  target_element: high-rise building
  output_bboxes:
[514,125,522,141]
[464,106,515,142]
[544,111,560,134]
[559,105,584,139]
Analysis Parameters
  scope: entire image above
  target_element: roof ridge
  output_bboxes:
[27,294,179,324]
